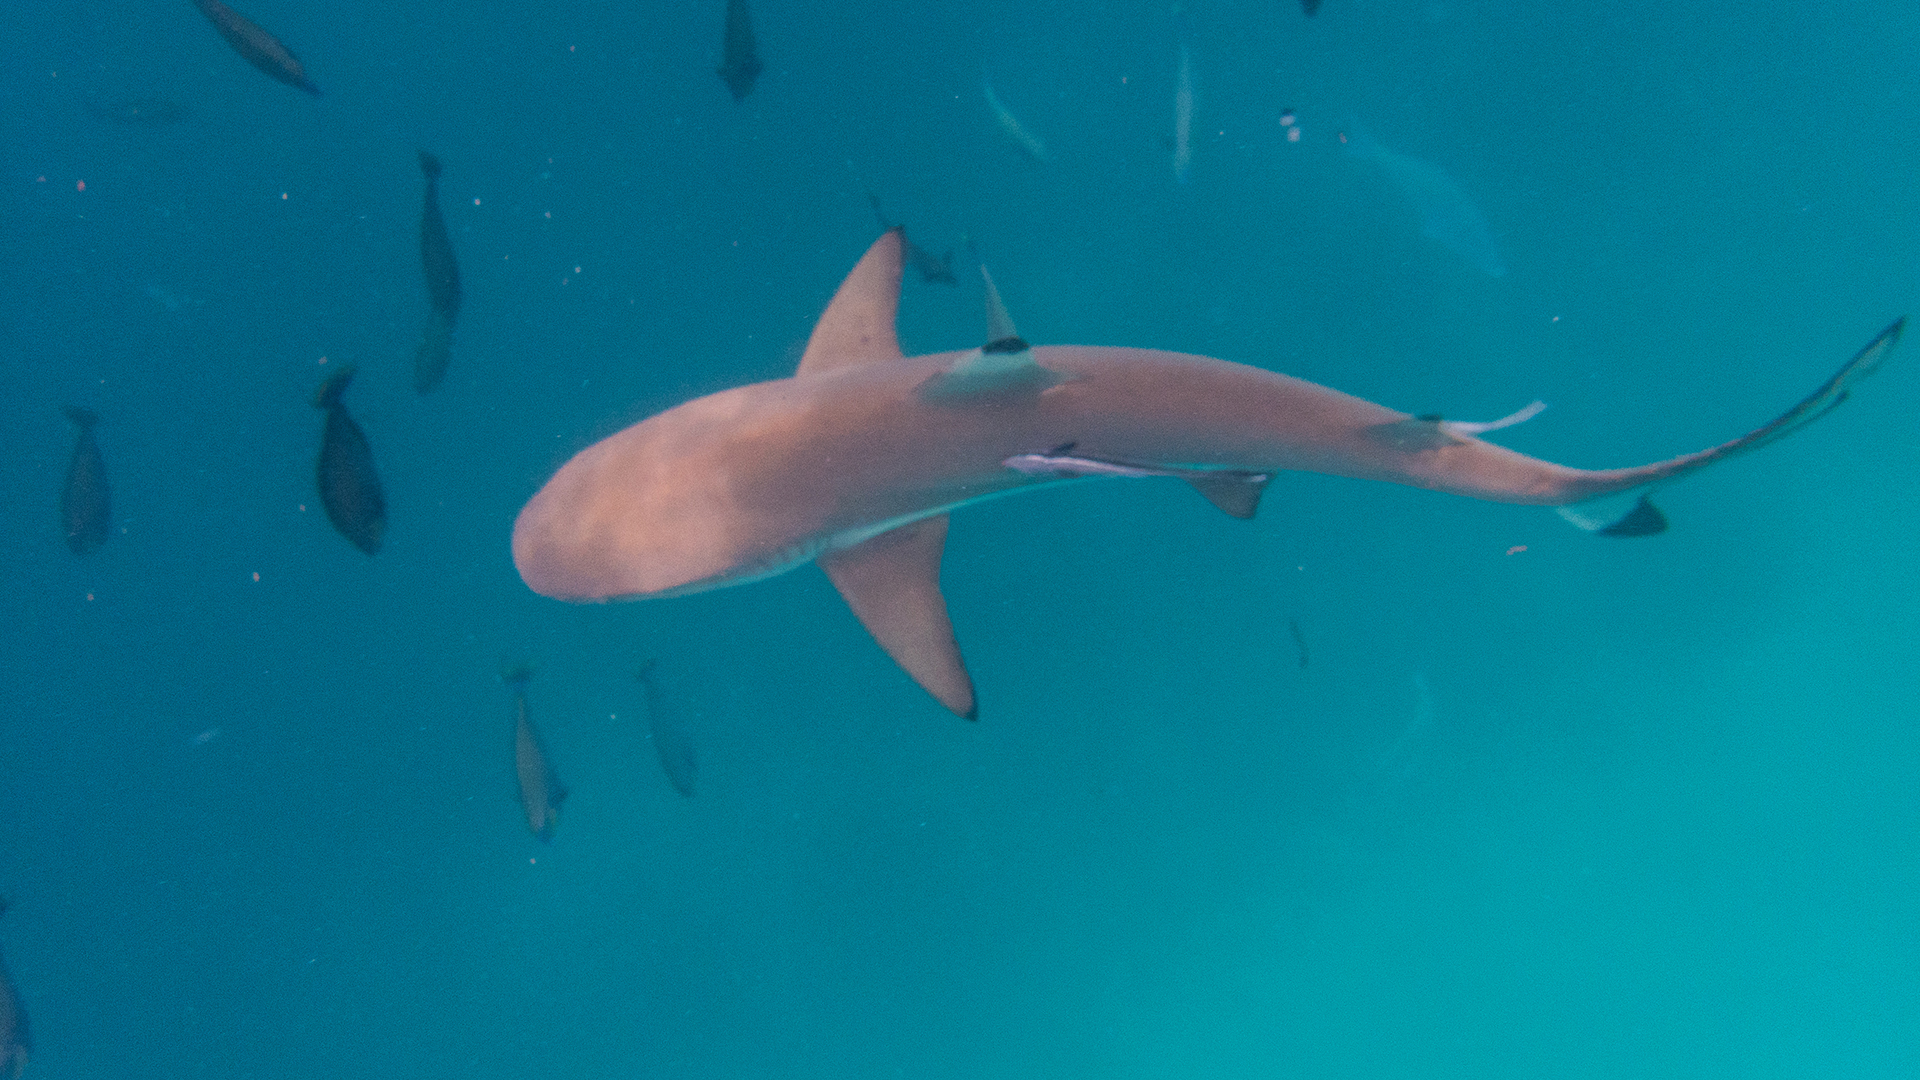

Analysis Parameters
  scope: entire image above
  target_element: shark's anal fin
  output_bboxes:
[1557,492,1668,536]
[818,514,977,719]
[797,230,906,375]
[1184,472,1273,519]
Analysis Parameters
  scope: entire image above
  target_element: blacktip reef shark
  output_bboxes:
[513,229,1901,719]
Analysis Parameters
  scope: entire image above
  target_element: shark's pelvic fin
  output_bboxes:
[797,229,906,375]
[818,515,977,719]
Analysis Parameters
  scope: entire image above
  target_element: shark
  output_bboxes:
[513,229,1901,719]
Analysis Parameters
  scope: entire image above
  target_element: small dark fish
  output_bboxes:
[1300,0,1322,15]
[414,151,462,393]
[191,0,321,95]
[83,97,190,126]
[311,367,386,555]
[636,660,698,798]
[60,406,111,555]
[866,193,957,286]
[716,0,764,101]
[0,900,30,1080]
[504,665,567,840]
[1287,618,1309,669]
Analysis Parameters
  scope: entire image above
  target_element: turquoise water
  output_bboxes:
[3,1,1918,1076]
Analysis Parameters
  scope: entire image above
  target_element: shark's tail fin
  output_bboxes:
[1557,317,1903,535]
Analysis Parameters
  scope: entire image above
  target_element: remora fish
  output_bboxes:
[512,229,1901,719]
[636,660,698,797]
[1345,123,1505,277]
[0,899,29,1080]
[60,406,111,555]
[716,0,764,102]
[984,80,1048,161]
[414,151,462,394]
[312,367,386,555]
[504,665,566,840]
[867,193,956,285]
[191,0,321,96]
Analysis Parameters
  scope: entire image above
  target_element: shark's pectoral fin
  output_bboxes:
[818,514,977,719]
[1557,491,1668,537]
[1184,471,1273,519]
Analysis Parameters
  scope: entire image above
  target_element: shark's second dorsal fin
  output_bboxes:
[797,229,906,376]
[818,515,977,719]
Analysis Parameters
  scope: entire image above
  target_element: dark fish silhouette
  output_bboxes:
[504,665,567,840]
[1287,618,1309,669]
[414,151,462,393]
[83,97,189,126]
[60,406,110,555]
[312,367,385,555]
[636,660,697,797]
[191,0,321,95]
[867,193,957,285]
[716,0,764,101]
[0,900,29,1080]
[1300,0,1322,15]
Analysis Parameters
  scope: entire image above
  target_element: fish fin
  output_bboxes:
[63,405,98,429]
[819,514,977,719]
[1183,471,1272,520]
[312,365,357,409]
[1556,492,1668,537]
[797,230,905,375]
[1557,317,1903,508]
[917,348,1065,404]
[979,262,1025,352]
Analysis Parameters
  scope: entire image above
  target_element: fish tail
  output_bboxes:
[312,365,357,409]
[62,405,98,429]
[419,150,442,181]
[500,660,536,687]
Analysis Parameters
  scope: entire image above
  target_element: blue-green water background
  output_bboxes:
[3,1,1917,1075]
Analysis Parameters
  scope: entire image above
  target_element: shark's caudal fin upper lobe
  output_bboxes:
[1557,316,1904,534]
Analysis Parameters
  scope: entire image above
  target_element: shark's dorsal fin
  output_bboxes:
[797,229,906,376]
[1184,472,1273,520]
[818,515,977,719]
[980,264,1027,353]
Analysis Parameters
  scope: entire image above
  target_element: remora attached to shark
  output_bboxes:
[514,230,1901,719]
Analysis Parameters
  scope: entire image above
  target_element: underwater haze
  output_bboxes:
[3,0,1919,1076]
